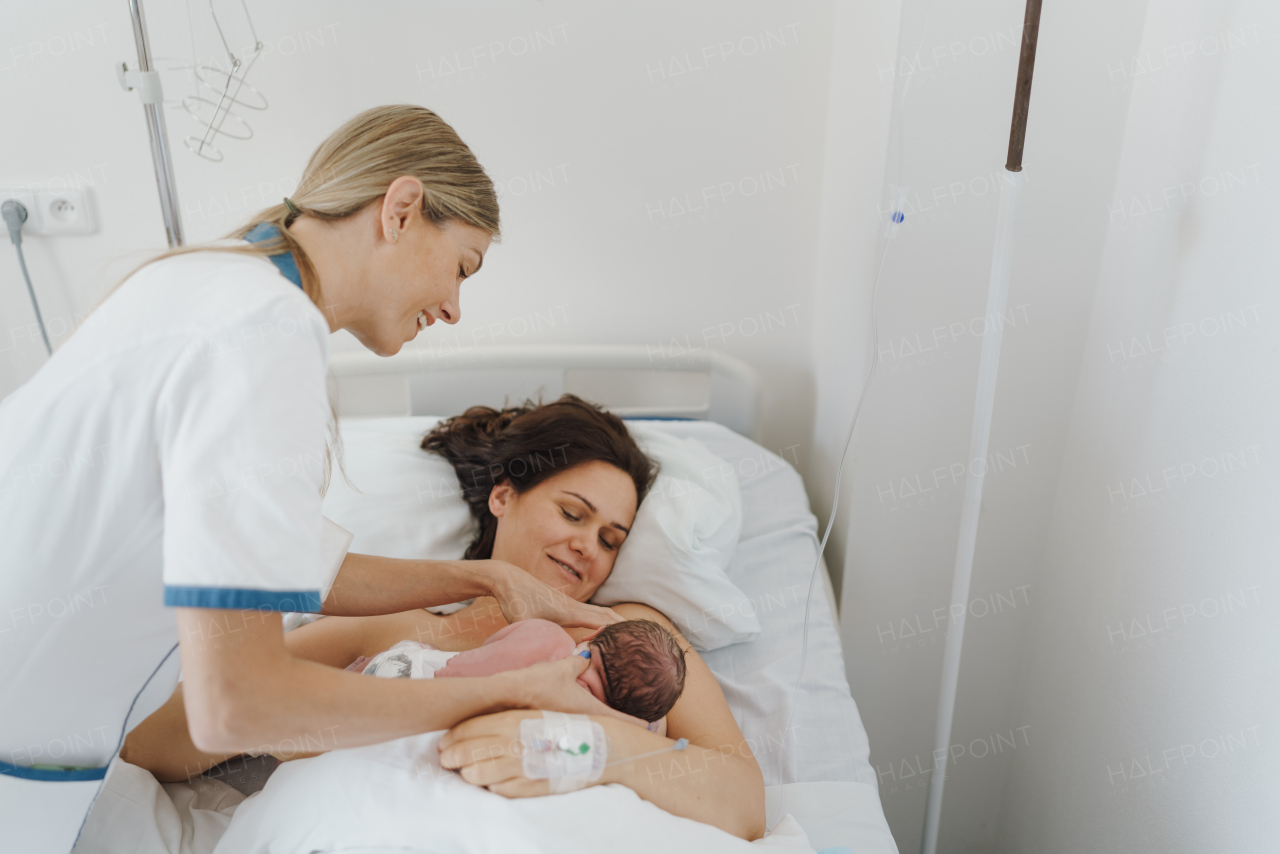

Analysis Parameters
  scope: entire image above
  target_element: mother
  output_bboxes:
[123,398,766,840]
[0,105,621,851]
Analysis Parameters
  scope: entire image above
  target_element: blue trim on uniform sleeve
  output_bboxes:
[242,222,303,289]
[163,585,322,613]
[0,760,107,782]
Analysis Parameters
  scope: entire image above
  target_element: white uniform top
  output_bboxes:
[0,246,347,784]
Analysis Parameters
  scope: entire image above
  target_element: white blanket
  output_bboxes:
[208,730,814,854]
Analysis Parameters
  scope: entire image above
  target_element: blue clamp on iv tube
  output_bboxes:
[885,184,909,237]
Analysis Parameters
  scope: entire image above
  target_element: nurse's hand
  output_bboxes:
[483,560,624,630]
[510,653,645,727]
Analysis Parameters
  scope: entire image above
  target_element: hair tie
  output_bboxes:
[283,197,301,219]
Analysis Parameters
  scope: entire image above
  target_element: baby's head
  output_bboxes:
[581,620,686,723]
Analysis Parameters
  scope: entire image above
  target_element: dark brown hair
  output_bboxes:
[591,619,687,723]
[421,394,657,560]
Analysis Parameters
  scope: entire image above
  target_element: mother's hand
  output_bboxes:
[440,703,661,800]
[438,709,551,797]
[483,560,623,630]
[440,657,646,796]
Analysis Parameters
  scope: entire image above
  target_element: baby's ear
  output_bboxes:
[581,627,605,642]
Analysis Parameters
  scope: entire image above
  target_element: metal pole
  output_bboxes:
[127,0,184,247]
[1006,0,1044,172]
[920,2,1042,853]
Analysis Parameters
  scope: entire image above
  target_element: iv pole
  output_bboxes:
[920,1,1042,852]
[121,0,185,247]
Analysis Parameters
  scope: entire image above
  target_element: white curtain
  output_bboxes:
[831,0,1278,850]
[993,0,1278,850]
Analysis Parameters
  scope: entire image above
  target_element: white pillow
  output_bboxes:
[324,417,475,560]
[590,423,759,649]
[321,416,758,650]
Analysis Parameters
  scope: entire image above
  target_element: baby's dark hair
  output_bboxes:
[590,620,687,722]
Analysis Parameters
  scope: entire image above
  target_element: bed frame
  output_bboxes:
[329,343,761,442]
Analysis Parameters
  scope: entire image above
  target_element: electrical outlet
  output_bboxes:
[37,188,95,235]
[0,187,96,236]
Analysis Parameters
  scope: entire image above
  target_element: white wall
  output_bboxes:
[0,9,165,394]
[0,0,834,478]
[807,0,900,606]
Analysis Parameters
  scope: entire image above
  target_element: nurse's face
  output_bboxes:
[487,461,638,603]
[355,177,491,356]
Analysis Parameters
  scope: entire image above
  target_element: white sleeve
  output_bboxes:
[319,515,354,603]
[157,298,333,612]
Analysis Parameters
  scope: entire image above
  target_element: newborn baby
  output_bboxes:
[348,619,687,724]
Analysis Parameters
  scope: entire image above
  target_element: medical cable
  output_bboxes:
[71,641,180,849]
[605,737,689,768]
[770,0,935,829]
[2,200,53,356]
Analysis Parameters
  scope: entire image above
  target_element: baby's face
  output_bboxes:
[574,641,608,704]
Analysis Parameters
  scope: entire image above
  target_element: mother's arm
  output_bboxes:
[440,602,765,840]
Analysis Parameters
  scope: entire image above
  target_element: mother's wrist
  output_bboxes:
[596,716,666,753]
[595,718,665,786]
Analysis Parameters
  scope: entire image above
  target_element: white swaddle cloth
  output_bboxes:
[360,640,459,679]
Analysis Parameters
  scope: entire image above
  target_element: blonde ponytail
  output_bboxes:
[110,104,500,306]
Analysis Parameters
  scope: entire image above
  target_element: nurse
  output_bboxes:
[0,105,623,851]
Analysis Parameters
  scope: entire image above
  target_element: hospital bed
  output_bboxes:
[75,345,896,854]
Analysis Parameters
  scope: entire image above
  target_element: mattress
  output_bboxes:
[73,419,895,854]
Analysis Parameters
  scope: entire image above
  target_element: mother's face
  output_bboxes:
[487,461,638,602]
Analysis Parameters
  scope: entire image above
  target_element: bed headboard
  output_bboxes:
[329,343,760,441]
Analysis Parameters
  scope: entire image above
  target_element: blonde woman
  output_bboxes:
[0,106,623,852]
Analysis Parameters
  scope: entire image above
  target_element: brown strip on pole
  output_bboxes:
[1005,0,1044,172]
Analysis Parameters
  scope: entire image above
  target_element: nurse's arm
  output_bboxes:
[119,683,241,782]
[120,611,380,781]
[325,553,623,630]
[166,608,628,764]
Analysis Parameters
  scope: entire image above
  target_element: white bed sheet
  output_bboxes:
[73,419,894,854]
